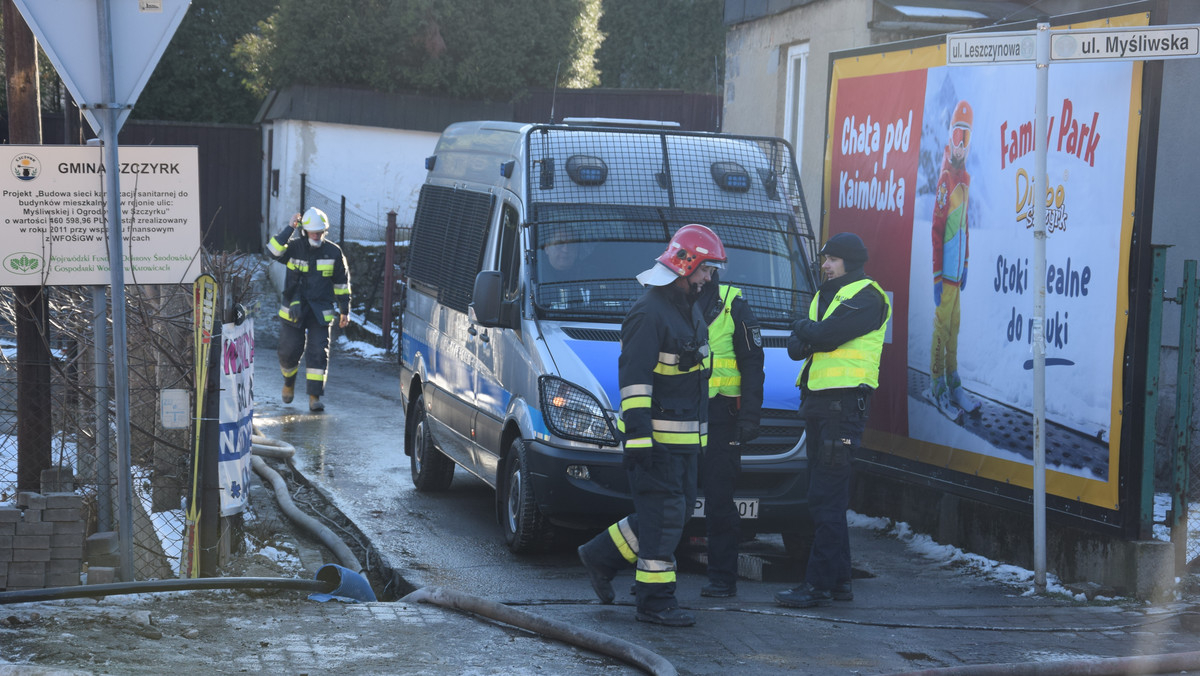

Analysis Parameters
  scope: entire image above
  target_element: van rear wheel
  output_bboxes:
[410,394,454,491]
[502,439,552,553]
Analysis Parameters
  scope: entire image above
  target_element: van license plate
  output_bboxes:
[693,498,759,519]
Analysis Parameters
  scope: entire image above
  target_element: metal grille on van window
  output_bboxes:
[407,184,495,313]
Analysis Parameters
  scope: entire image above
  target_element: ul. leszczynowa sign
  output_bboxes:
[1,145,200,286]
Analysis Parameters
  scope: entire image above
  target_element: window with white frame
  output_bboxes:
[783,43,809,165]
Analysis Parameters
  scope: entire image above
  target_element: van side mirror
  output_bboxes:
[470,270,517,329]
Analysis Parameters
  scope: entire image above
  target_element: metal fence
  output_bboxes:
[0,253,265,580]
[302,180,398,244]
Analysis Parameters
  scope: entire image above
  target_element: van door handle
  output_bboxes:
[468,325,478,336]
[479,330,490,343]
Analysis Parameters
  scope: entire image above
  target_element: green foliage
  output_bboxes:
[133,0,276,124]
[596,0,724,92]
[243,0,600,101]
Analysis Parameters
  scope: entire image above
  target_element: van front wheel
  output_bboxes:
[410,394,454,491]
[502,439,551,553]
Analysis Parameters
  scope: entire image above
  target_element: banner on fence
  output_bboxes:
[218,318,254,517]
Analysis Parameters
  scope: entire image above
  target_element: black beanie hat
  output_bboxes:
[819,232,869,265]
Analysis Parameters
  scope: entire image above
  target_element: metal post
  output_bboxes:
[1032,22,1049,592]
[340,195,347,244]
[382,211,397,353]
[1141,246,1167,541]
[92,287,112,531]
[1171,259,1198,571]
[300,173,306,212]
[96,0,134,582]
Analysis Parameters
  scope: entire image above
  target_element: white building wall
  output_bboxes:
[723,0,873,213]
[263,119,439,240]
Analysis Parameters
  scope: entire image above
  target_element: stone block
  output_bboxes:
[0,534,13,554]
[19,509,41,523]
[86,566,116,585]
[12,547,50,563]
[0,508,21,523]
[40,467,75,493]
[86,531,120,568]
[50,532,83,548]
[44,494,82,510]
[52,521,85,536]
[46,571,80,587]
[48,558,80,575]
[41,509,80,523]
[50,546,83,561]
[16,522,53,536]
[9,561,46,576]
[15,493,46,511]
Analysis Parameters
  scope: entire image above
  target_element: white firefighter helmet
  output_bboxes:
[300,207,330,233]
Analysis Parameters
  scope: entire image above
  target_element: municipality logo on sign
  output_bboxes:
[3,252,43,275]
[11,153,40,181]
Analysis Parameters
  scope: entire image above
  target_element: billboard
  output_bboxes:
[823,12,1150,521]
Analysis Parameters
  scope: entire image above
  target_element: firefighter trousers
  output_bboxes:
[278,315,333,397]
[578,452,697,613]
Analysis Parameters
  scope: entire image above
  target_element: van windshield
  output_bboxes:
[531,203,815,329]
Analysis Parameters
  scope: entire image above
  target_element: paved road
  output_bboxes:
[248,343,1200,675]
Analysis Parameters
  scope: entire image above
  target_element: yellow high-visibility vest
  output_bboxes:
[803,278,891,391]
[707,284,742,398]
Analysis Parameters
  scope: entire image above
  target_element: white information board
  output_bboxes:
[0,145,201,285]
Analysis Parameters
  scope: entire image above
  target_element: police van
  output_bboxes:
[399,118,820,552]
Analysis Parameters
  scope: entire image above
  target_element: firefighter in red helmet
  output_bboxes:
[578,224,725,627]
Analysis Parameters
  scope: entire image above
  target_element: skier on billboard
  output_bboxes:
[930,100,981,421]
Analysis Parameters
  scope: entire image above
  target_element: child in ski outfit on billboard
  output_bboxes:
[930,100,980,420]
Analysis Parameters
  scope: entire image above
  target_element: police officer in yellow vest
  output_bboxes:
[695,272,764,598]
[776,232,890,608]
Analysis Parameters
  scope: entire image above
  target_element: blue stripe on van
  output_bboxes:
[566,337,801,412]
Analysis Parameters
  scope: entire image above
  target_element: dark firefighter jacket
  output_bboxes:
[618,283,710,454]
[267,225,351,326]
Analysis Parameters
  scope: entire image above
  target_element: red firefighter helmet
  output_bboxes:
[655,224,726,277]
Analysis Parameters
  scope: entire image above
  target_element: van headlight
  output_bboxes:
[538,376,619,447]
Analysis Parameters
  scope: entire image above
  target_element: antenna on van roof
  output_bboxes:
[549,62,562,124]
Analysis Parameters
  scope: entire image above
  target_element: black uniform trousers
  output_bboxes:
[700,395,742,586]
[278,310,333,397]
[578,452,698,613]
[803,390,869,592]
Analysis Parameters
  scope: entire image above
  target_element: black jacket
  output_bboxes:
[619,283,709,454]
[268,225,352,326]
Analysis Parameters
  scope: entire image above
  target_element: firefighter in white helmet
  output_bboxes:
[265,207,352,412]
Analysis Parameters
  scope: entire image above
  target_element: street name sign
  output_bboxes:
[947,30,1037,65]
[12,0,190,134]
[0,146,201,286]
[1051,24,1200,62]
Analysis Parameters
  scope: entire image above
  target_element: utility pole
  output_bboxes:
[3,0,52,492]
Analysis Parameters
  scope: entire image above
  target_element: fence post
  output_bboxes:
[300,173,306,212]
[340,195,347,244]
[1140,245,1168,539]
[382,211,397,353]
[1171,259,1198,570]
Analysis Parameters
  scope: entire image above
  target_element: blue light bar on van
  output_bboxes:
[566,155,608,186]
[425,155,436,170]
[711,161,750,192]
[500,160,515,178]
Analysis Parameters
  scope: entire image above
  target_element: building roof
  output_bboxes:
[254,85,513,133]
